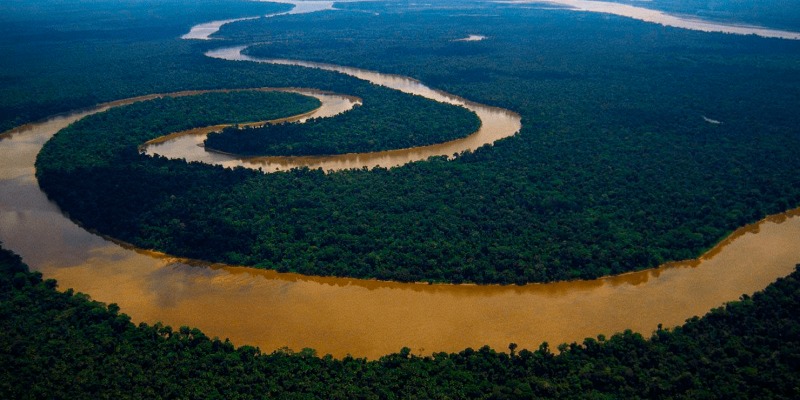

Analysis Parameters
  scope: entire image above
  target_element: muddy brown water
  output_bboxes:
[1,90,799,359]
[141,87,361,168]
[143,46,522,173]
[506,0,800,40]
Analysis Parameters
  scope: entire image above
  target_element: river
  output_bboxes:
[184,0,800,42]
[1,0,799,360]
[3,92,800,359]
[142,88,363,170]
[143,46,522,172]
[505,0,800,40]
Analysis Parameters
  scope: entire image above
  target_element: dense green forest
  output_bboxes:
[3,244,800,398]
[204,89,479,156]
[138,90,321,131]
[35,4,800,284]
[0,0,296,133]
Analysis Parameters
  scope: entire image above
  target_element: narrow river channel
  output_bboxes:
[143,46,522,172]
[142,87,363,170]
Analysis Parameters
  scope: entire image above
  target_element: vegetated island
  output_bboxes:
[2,243,800,398]
[23,2,800,286]
[37,78,800,284]
[204,87,480,156]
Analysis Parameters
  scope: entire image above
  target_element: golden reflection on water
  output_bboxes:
[2,95,800,360]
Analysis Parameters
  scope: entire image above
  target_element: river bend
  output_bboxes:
[144,46,521,172]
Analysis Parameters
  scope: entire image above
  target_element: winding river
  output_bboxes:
[182,1,339,40]
[142,87,364,170]
[1,0,800,359]
[184,0,800,41]
[144,46,522,172]
[505,0,800,40]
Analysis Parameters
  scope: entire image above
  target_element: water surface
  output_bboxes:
[504,0,800,40]
[142,88,361,168]
[185,0,800,43]
[2,98,799,359]
[180,46,522,172]
[182,1,337,40]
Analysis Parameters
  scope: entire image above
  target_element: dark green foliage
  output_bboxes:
[36,6,800,284]
[0,0,292,40]
[0,0,296,133]
[204,89,480,156]
[3,244,800,398]
[35,90,321,172]
[0,0,384,135]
